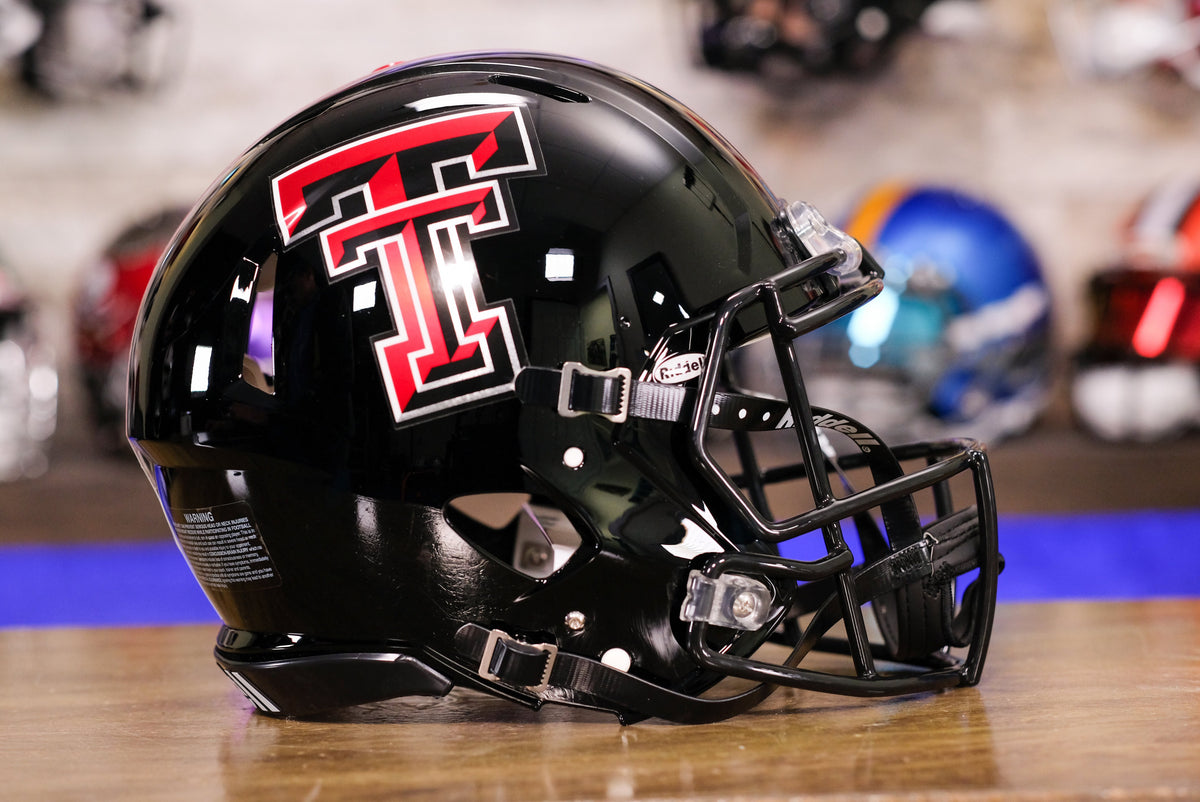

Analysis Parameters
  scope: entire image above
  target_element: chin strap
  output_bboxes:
[452,622,777,725]
[786,501,998,666]
[735,403,998,664]
[786,409,981,664]
[515,362,804,431]
[451,504,993,723]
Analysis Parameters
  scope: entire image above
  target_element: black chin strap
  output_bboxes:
[787,501,994,665]
[452,506,992,723]
[515,362,803,430]
[734,404,993,664]
[452,622,775,725]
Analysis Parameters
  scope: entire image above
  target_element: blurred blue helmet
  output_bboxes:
[741,183,1053,442]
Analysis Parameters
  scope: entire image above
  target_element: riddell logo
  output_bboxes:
[270,105,542,425]
[651,353,704,384]
[775,410,880,450]
[812,412,880,450]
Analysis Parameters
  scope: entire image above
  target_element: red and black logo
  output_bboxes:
[271,105,542,425]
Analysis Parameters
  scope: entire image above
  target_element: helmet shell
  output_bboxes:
[127,53,801,697]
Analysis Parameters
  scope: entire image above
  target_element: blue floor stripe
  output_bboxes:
[0,541,217,628]
[997,509,1200,601]
[2,510,1198,628]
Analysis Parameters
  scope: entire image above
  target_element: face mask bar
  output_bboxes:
[682,204,1001,697]
[688,203,883,545]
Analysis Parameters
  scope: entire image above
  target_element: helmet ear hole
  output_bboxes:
[446,494,584,579]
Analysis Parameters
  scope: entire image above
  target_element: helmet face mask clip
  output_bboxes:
[128,52,1001,724]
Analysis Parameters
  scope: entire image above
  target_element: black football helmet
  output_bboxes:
[16,0,177,101]
[695,0,934,80]
[127,52,999,724]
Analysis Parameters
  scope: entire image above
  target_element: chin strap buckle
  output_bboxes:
[558,361,631,424]
[477,629,558,693]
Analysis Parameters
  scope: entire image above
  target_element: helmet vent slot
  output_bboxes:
[488,74,589,103]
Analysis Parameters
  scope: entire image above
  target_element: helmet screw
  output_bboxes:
[564,610,587,631]
[521,543,552,569]
[562,446,585,469]
[731,590,760,622]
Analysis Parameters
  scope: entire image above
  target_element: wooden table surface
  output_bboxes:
[2,600,1197,801]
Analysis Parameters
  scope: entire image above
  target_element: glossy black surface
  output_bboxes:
[128,53,998,722]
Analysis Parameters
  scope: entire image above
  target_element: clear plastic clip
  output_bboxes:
[680,570,773,631]
[785,200,863,276]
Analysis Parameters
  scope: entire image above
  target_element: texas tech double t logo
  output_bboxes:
[271,106,540,425]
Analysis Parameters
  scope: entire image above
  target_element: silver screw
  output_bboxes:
[564,610,587,631]
[520,543,551,569]
[562,446,585,469]
[731,590,759,621]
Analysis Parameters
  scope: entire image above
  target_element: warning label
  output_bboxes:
[169,502,280,591]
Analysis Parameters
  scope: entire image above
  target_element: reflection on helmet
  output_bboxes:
[0,256,57,481]
[127,53,1000,724]
[740,183,1052,443]
[1072,178,1200,441]
[74,206,187,453]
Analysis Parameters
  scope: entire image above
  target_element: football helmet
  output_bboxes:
[695,0,934,80]
[1121,175,1200,271]
[743,183,1052,443]
[74,206,187,452]
[1049,0,1200,89]
[0,255,57,481]
[1072,179,1200,441]
[0,0,42,62]
[17,0,177,101]
[127,53,1000,724]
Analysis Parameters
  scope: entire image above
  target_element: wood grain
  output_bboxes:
[1,600,1197,800]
